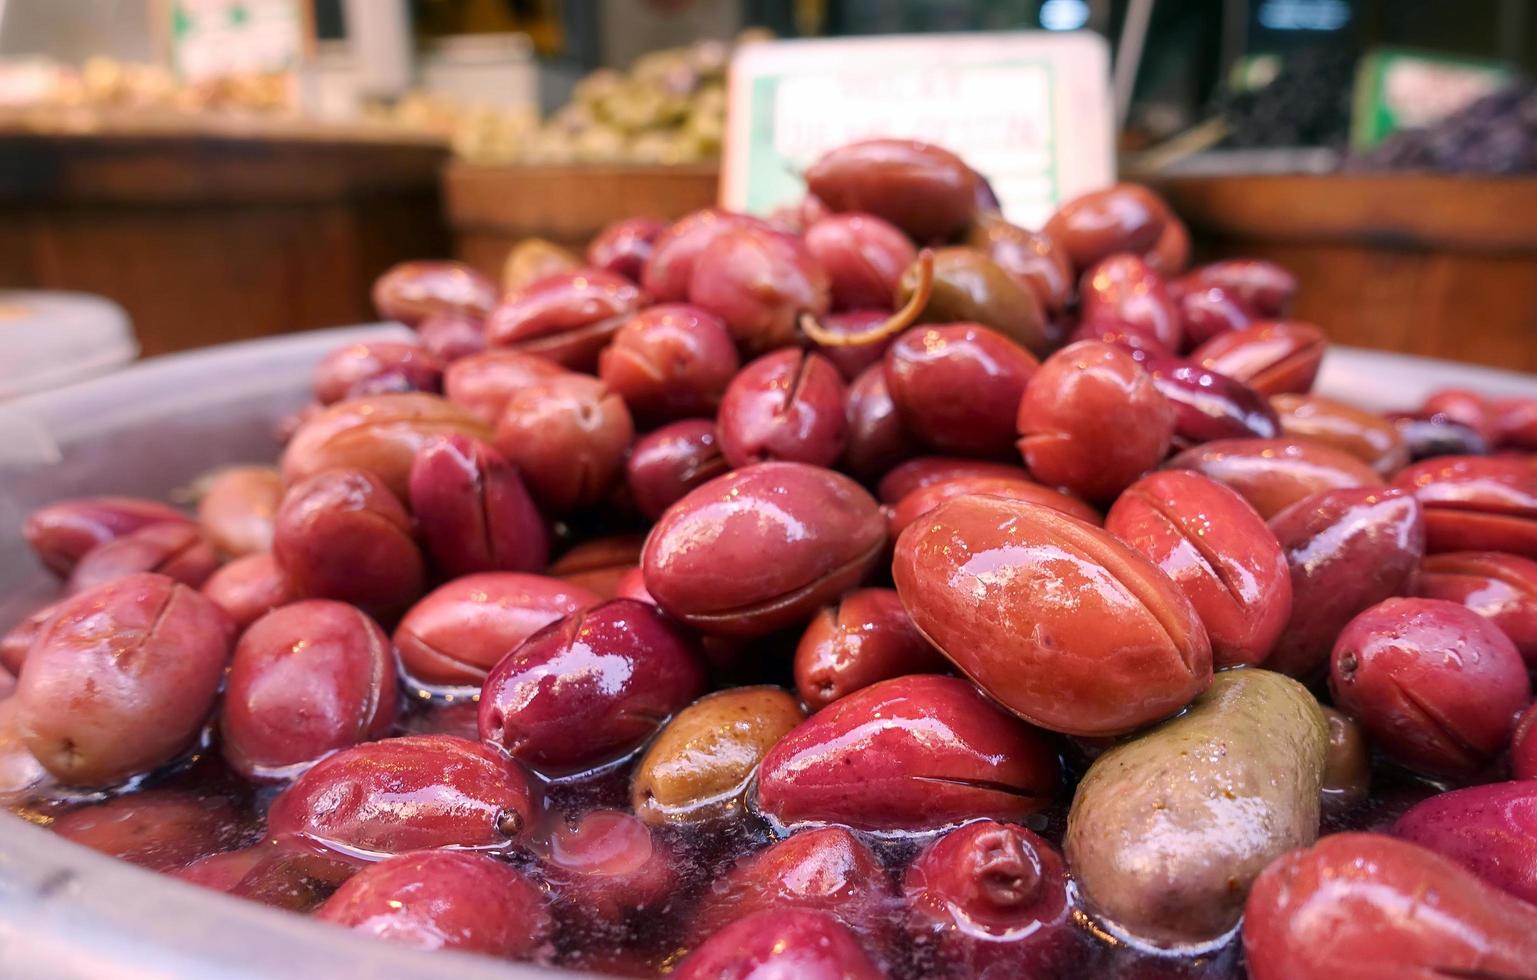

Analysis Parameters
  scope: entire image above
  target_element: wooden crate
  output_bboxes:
[1153,172,1537,373]
[443,162,719,276]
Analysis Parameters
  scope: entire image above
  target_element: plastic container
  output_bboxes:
[0,291,138,400]
[0,328,1535,979]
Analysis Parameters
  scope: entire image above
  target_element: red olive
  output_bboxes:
[196,466,283,558]
[540,809,677,921]
[415,310,487,362]
[484,269,644,371]
[1167,437,1385,519]
[1272,393,1410,475]
[0,599,64,675]
[894,494,1211,736]
[886,323,1038,459]
[641,462,886,638]
[755,674,1059,832]
[1016,340,1175,502]
[966,213,1073,316]
[492,374,634,514]
[809,309,897,380]
[1414,551,1537,665]
[1242,833,1537,980]
[1177,285,1255,350]
[904,820,1073,979]
[1190,320,1327,396]
[597,304,740,426]
[793,588,945,711]
[1332,598,1529,779]
[1141,354,1282,448]
[65,522,220,595]
[408,433,549,577]
[1417,389,1498,446]
[15,573,231,786]
[688,225,831,354]
[1106,471,1292,667]
[393,572,599,690]
[547,533,647,599]
[1392,455,1537,557]
[1174,259,1297,319]
[24,496,190,577]
[718,349,849,469]
[478,599,706,774]
[51,790,244,872]
[1266,487,1425,680]
[805,139,979,242]
[674,908,885,980]
[317,850,552,957]
[272,468,424,619]
[587,216,665,283]
[312,342,443,404]
[199,552,294,631]
[1512,701,1537,779]
[885,473,1100,540]
[1392,781,1537,906]
[841,362,919,483]
[803,212,916,311]
[641,209,771,302]
[175,846,268,893]
[1067,314,1171,360]
[266,734,539,855]
[1392,413,1492,461]
[1043,184,1170,272]
[1494,397,1537,449]
[876,456,1032,505]
[625,419,729,521]
[1079,254,1182,351]
[221,600,398,780]
[690,826,898,943]
[372,260,497,327]
[441,349,569,427]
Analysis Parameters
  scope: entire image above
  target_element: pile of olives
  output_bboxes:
[5,137,1537,980]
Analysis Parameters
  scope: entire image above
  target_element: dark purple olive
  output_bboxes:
[1141,354,1281,447]
[317,850,552,956]
[478,599,706,775]
[1266,488,1425,680]
[642,462,886,638]
[586,216,664,283]
[1391,782,1537,905]
[626,419,729,521]
[15,573,231,786]
[1390,414,1491,461]
[885,323,1037,458]
[755,675,1058,832]
[841,363,919,483]
[272,468,425,620]
[407,433,549,577]
[485,269,644,371]
[718,349,849,469]
[221,600,398,780]
[597,304,740,427]
[674,908,885,980]
[1044,184,1169,272]
[904,820,1074,979]
[1178,285,1254,350]
[266,735,538,855]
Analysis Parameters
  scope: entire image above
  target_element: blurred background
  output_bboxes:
[0,0,1534,394]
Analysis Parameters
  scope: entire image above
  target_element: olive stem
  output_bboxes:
[799,249,934,348]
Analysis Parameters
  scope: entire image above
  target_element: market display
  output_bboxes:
[7,137,1537,980]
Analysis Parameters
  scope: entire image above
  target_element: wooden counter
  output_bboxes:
[1153,172,1537,373]
[0,114,450,356]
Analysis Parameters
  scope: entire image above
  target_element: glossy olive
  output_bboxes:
[1106,470,1292,667]
[195,466,282,559]
[408,433,549,577]
[540,810,678,922]
[415,311,486,362]
[625,419,729,521]
[442,350,569,427]
[372,260,497,327]
[1392,414,1491,460]
[1417,389,1498,446]
[1319,705,1370,811]
[894,494,1212,736]
[272,468,424,619]
[24,496,190,577]
[1392,781,1537,906]
[1167,437,1385,520]
[199,552,294,631]
[1079,254,1182,351]
[1175,259,1297,319]
[641,209,770,302]
[0,600,63,675]
[15,573,231,786]
[393,572,599,689]
[1272,393,1409,475]
[1392,455,1537,557]
[1331,597,1529,779]
[718,348,849,468]
[266,734,538,855]
[1176,284,1254,350]
[66,522,220,595]
[674,909,884,980]
[885,323,1037,459]
[755,674,1058,832]
[875,456,1033,505]
[491,374,634,514]
[586,216,664,283]
[808,309,895,381]
[221,600,398,780]
[485,269,644,371]
[312,342,443,404]
[841,363,919,482]
[804,138,978,242]
[688,225,830,354]
[597,303,739,426]
[1190,321,1327,396]
[804,212,914,312]
[885,473,1099,540]
[1141,354,1282,448]
[1016,340,1175,502]
[478,599,706,774]
[793,588,944,711]
[1414,551,1537,665]
[900,247,1049,357]
[641,462,886,638]
[546,533,647,599]
[966,212,1073,316]
[1266,487,1425,680]
[50,791,243,872]
[1042,183,1169,271]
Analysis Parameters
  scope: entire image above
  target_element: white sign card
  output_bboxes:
[723,32,1114,230]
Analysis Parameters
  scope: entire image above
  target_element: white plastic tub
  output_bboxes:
[1,329,1535,979]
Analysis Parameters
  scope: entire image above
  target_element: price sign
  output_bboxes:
[722,32,1113,229]
[168,0,306,83]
